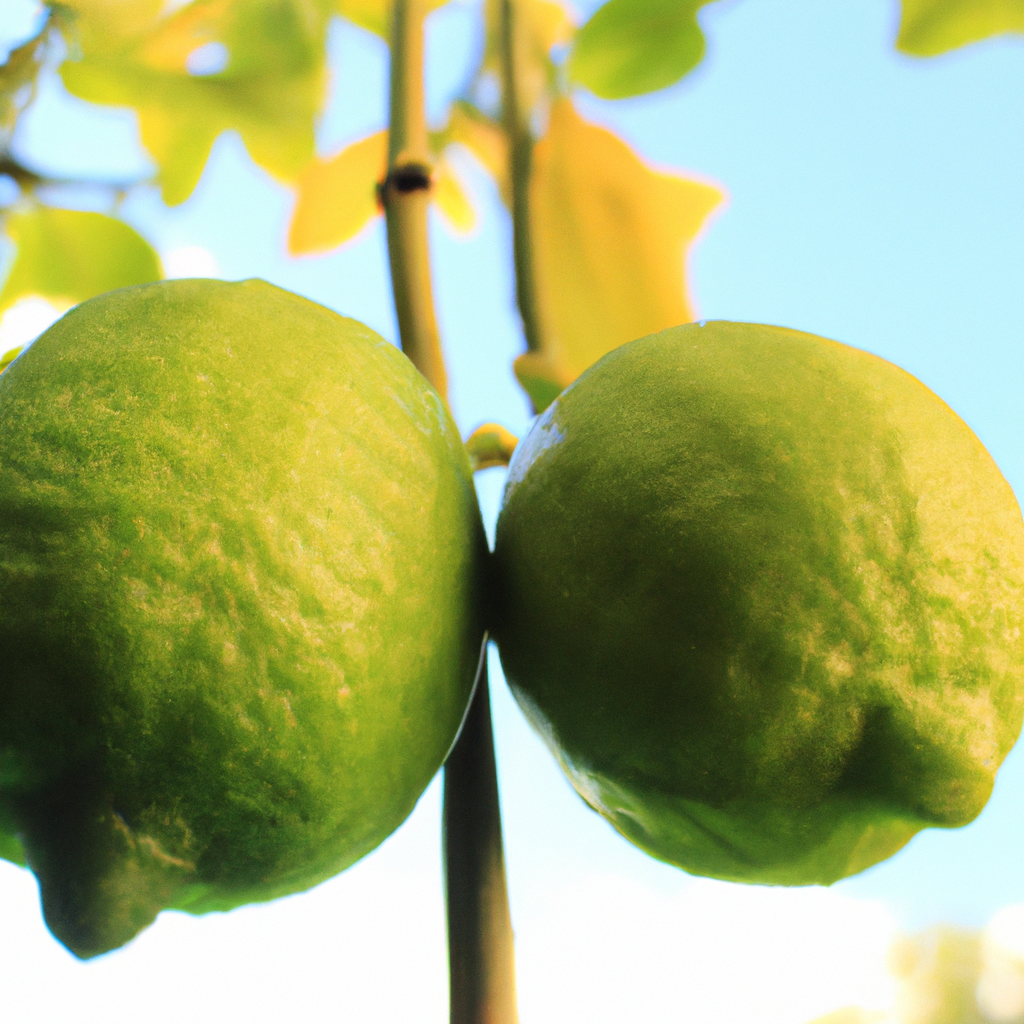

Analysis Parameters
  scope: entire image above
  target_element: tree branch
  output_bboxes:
[382,0,448,397]
[499,0,543,354]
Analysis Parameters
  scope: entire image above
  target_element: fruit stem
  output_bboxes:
[383,0,448,398]
[499,0,543,355]
[444,657,519,1024]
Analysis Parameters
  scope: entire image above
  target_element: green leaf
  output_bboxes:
[0,207,162,313]
[567,0,719,100]
[59,0,333,205]
[897,0,1024,56]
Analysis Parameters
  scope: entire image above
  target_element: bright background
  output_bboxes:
[0,0,1022,1020]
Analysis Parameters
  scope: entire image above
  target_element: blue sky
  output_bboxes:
[1,1,1023,1020]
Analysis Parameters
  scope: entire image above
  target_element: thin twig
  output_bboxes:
[499,0,543,354]
[382,0,448,397]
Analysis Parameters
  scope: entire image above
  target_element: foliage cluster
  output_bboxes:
[2,0,1017,404]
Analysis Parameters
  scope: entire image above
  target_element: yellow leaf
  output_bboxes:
[433,158,476,235]
[136,0,233,72]
[60,0,332,205]
[289,131,387,255]
[523,98,723,407]
[334,0,452,40]
[60,0,164,41]
[897,0,1024,56]
[289,124,484,254]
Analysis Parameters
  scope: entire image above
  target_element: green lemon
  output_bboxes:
[0,278,486,957]
[494,321,1024,886]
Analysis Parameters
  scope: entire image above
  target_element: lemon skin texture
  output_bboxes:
[494,321,1024,887]
[0,278,486,957]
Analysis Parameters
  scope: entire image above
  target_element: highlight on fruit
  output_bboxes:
[0,278,487,958]
[493,320,1024,887]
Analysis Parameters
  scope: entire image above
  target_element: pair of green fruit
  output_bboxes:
[1,279,1021,958]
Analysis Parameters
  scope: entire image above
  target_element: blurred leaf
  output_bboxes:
[289,130,386,255]
[434,160,476,235]
[0,207,162,313]
[568,0,719,99]
[521,98,723,410]
[288,127,477,254]
[891,926,988,1024]
[814,925,1024,1024]
[58,0,165,40]
[334,0,451,40]
[480,0,575,115]
[897,0,1024,56]
[59,0,332,205]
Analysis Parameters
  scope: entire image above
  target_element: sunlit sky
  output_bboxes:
[1,0,1023,1021]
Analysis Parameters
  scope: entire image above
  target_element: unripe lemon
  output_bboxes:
[494,321,1024,886]
[0,279,485,957]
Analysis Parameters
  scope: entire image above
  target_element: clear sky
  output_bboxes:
[1,1,1023,1021]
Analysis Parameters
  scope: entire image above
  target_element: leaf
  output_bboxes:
[568,0,720,100]
[59,0,333,205]
[59,0,166,40]
[288,126,478,254]
[0,207,162,313]
[433,160,476,235]
[520,98,723,410]
[289,131,386,255]
[333,0,453,39]
[891,926,986,1024]
[897,0,1024,56]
